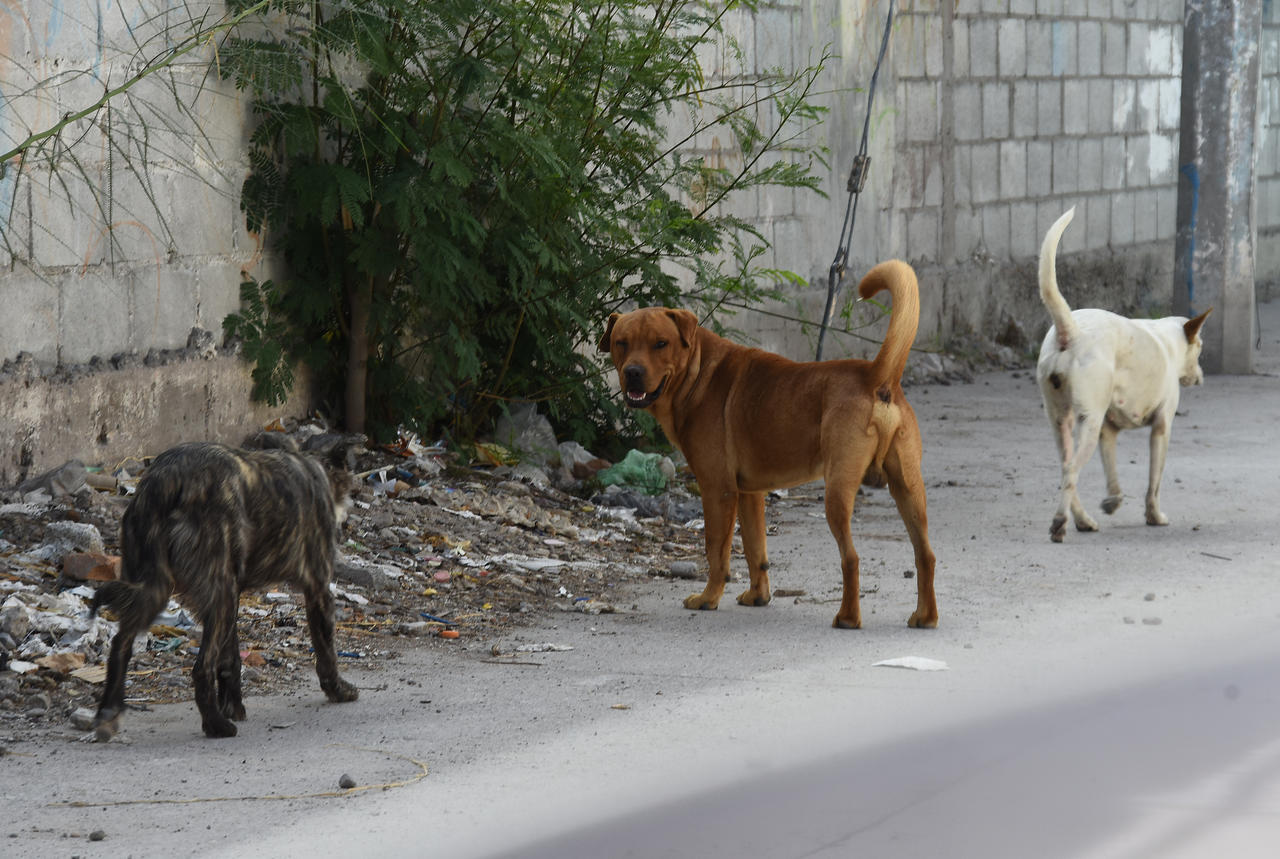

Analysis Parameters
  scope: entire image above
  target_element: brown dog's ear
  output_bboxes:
[665,308,699,348]
[598,313,620,353]
[1184,307,1212,342]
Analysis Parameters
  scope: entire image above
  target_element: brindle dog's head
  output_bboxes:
[598,307,699,410]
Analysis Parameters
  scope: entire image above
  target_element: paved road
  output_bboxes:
[7,299,1279,858]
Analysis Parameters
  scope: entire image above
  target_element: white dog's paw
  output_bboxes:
[1050,516,1067,543]
[1101,494,1123,515]
[1146,509,1169,526]
[1074,513,1099,532]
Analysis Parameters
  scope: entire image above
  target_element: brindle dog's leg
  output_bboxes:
[216,616,246,721]
[304,580,358,703]
[194,582,239,738]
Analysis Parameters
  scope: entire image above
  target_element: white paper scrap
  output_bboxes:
[873,656,949,672]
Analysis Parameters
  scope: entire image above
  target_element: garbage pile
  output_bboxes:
[0,408,706,738]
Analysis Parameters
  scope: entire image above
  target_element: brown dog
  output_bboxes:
[599,260,937,629]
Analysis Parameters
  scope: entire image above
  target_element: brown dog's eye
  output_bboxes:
[654,340,668,349]
[615,339,627,350]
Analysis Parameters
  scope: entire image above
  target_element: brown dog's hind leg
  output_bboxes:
[685,489,736,611]
[735,492,772,607]
[305,581,358,703]
[883,443,939,629]
[824,482,863,630]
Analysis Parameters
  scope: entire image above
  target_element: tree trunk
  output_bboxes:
[345,276,373,433]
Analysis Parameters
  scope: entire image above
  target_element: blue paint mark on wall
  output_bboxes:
[1179,163,1199,307]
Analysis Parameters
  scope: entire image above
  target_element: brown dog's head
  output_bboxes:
[598,307,699,409]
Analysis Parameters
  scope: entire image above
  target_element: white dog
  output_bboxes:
[1036,208,1212,542]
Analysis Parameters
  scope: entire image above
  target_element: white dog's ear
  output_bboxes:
[598,313,620,353]
[1184,307,1212,342]
[664,309,699,348]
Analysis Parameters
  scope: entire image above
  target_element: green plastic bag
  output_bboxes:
[597,449,667,495]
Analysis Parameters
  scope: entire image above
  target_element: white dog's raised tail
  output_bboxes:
[1039,208,1077,351]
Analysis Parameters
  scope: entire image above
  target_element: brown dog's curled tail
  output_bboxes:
[857,260,921,389]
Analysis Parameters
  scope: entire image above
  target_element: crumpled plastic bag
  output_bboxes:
[597,450,669,495]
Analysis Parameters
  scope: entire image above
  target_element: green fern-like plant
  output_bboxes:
[220,0,828,447]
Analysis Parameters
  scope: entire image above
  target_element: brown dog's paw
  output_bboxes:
[736,589,771,607]
[907,610,939,629]
[683,593,720,611]
[831,613,861,630]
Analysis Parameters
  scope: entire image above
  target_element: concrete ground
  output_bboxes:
[5,298,1279,858]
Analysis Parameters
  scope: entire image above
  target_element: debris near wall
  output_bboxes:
[0,411,707,740]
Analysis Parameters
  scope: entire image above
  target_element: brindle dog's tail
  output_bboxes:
[857,259,921,389]
[1039,207,1077,351]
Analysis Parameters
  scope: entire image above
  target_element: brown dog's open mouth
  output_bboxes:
[625,377,666,409]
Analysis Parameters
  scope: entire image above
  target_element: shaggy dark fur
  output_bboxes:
[91,440,360,740]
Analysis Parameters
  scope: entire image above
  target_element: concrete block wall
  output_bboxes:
[715,0,1277,361]
[0,1,301,479]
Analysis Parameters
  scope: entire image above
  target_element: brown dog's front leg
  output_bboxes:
[685,490,736,610]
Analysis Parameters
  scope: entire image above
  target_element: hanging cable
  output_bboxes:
[815,0,896,361]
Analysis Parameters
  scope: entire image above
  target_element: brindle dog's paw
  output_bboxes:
[325,679,359,703]
[683,593,720,611]
[93,711,121,743]
[202,717,238,738]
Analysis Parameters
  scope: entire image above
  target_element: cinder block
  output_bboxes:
[1157,78,1181,131]
[1052,138,1080,194]
[1102,21,1127,76]
[955,83,983,142]
[982,203,1011,260]
[905,81,940,143]
[1110,193,1136,246]
[1061,0,1089,17]
[1084,195,1110,249]
[998,19,1027,78]
[906,209,940,262]
[1087,0,1112,19]
[1037,80,1062,136]
[1113,80,1137,133]
[1011,0,1039,16]
[1026,21,1054,77]
[59,269,132,364]
[1077,138,1103,191]
[199,268,245,337]
[1063,80,1089,135]
[1012,81,1038,137]
[953,145,973,207]
[130,264,201,354]
[1027,140,1054,196]
[1136,80,1160,133]
[755,7,793,73]
[1147,132,1177,185]
[1132,189,1158,242]
[1127,24,1151,75]
[1088,79,1113,133]
[1038,1,1065,18]
[1000,140,1028,199]
[970,143,1000,204]
[1154,187,1178,241]
[983,82,1010,138]
[970,19,998,77]
[954,206,982,258]
[1051,21,1078,76]
[1078,21,1101,75]
[1127,135,1151,186]
[1101,135,1127,190]
[1010,201,1039,258]
[953,18,971,77]
[0,274,58,363]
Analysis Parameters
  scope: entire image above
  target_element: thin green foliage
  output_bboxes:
[220,0,829,449]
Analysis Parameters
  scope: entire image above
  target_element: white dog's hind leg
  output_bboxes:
[1099,422,1124,514]
[1051,413,1101,541]
[1145,416,1172,526]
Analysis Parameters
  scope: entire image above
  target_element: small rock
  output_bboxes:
[1123,617,1136,624]
[903,569,915,579]
[1142,617,1163,626]
[668,561,698,579]
[89,830,106,842]
[1144,592,1156,601]
[70,707,97,731]
[339,773,357,790]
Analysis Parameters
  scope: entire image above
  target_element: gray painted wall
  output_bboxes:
[0,1,1275,476]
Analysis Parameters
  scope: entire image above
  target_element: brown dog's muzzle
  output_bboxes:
[623,365,665,408]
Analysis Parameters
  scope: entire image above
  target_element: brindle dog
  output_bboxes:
[91,439,361,740]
